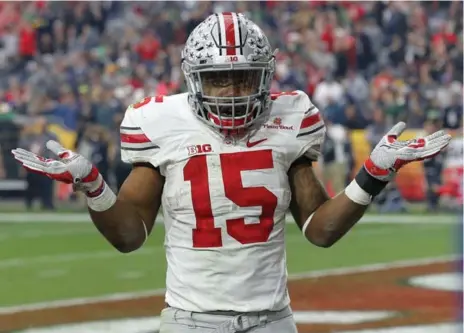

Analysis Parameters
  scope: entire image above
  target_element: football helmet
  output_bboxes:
[181,12,276,136]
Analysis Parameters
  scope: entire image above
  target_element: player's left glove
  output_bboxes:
[346,122,451,204]
[365,122,450,181]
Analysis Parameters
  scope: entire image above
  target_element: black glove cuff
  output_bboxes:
[355,166,389,197]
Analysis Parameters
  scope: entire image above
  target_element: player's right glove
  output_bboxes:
[346,122,451,205]
[11,140,105,197]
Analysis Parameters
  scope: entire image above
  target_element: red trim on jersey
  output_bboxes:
[120,133,151,144]
[300,112,321,130]
[132,97,152,109]
[223,12,236,56]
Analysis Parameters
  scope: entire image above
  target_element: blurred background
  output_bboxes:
[0,1,462,212]
[0,1,462,332]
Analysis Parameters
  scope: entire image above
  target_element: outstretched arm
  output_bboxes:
[288,159,367,247]
[12,141,164,253]
[289,122,451,248]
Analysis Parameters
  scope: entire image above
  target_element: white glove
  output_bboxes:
[12,140,104,197]
[365,122,451,182]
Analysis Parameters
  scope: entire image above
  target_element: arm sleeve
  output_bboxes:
[120,106,161,166]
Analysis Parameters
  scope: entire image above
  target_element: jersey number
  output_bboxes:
[183,150,278,248]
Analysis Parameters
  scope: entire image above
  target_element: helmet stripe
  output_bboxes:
[231,13,241,55]
[222,12,236,55]
[236,13,244,55]
[215,13,223,56]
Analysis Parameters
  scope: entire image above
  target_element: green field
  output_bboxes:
[0,214,458,308]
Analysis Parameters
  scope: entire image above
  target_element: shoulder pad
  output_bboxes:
[270,90,310,111]
[296,94,324,138]
[129,95,164,110]
[120,98,160,164]
[127,95,166,115]
[294,92,326,161]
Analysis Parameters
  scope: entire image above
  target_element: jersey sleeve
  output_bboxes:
[120,104,161,166]
[295,92,326,161]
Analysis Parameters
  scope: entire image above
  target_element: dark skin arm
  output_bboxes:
[89,163,164,253]
[288,157,368,248]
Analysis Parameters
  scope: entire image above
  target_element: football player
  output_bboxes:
[12,12,451,333]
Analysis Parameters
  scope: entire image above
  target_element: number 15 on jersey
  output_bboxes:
[183,150,278,248]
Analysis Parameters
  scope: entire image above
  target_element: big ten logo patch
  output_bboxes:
[187,144,213,155]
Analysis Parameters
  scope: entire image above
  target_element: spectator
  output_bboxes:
[381,89,406,126]
[18,21,36,64]
[405,89,427,128]
[76,124,111,183]
[92,84,122,129]
[74,24,99,51]
[19,118,57,210]
[324,97,345,125]
[381,2,408,43]
[321,121,350,196]
[52,87,79,131]
[419,63,439,101]
[0,24,18,68]
[353,21,374,72]
[135,30,161,66]
[443,93,463,130]
[366,107,388,148]
[343,70,369,105]
[344,103,367,130]
[387,35,406,67]
[38,33,55,55]
[0,143,5,179]
[0,1,460,203]
[51,20,68,53]
[422,119,445,212]
[313,73,345,110]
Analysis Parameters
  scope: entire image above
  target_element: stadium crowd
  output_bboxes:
[0,1,462,210]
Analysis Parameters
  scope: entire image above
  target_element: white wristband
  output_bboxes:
[87,183,117,212]
[345,179,372,205]
[302,212,315,236]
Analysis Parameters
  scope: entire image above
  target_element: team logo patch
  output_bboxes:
[263,117,294,130]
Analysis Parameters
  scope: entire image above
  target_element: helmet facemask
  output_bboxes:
[184,61,275,137]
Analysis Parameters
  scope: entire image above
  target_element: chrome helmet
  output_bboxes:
[181,12,276,136]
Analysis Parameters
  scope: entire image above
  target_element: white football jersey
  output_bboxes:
[120,91,325,312]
